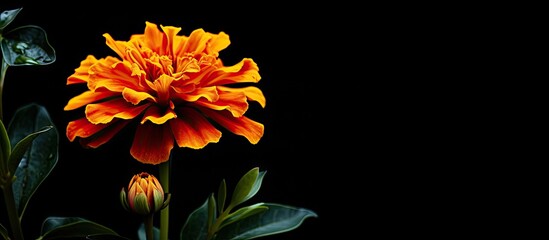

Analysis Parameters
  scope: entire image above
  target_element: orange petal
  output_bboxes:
[170,107,221,149]
[130,123,174,164]
[78,120,130,148]
[160,24,182,57]
[64,90,119,111]
[143,22,168,55]
[66,118,108,141]
[122,88,155,105]
[206,31,230,56]
[218,86,266,108]
[67,55,98,85]
[86,98,151,124]
[175,86,219,102]
[203,58,260,86]
[171,77,196,94]
[104,33,128,60]
[194,90,248,117]
[174,56,200,75]
[151,74,175,104]
[140,105,177,125]
[199,107,264,144]
[89,58,144,92]
[179,28,209,56]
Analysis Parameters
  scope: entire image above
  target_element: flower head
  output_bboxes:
[120,172,167,215]
[64,21,266,164]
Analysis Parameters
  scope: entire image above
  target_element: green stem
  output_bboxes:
[144,214,154,240]
[206,204,232,240]
[2,179,24,240]
[159,159,171,240]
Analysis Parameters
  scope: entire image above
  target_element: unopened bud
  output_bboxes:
[120,172,167,215]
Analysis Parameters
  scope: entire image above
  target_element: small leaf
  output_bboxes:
[7,103,58,218]
[207,193,217,230]
[180,197,209,240]
[40,217,119,239]
[215,203,317,240]
[0,120,10,174]
[0,223,9,240]
[8,125,52,174]
[217,179,226,214]
[0,8,22,30]
[219,203,269,230]
[1,25,55,66]
[229,168,261,209]
[243,171,266,206]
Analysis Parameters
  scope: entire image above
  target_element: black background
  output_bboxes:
[0,1,344,240]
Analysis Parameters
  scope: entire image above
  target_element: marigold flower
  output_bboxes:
[64,21,266,164]
[120,172,167,215]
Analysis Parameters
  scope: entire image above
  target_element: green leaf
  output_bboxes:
[229,168,266,209]
[207,193,217,230]
[0,223,9,240]
[180,197,209,240]
[40,217,119,239]
[217,179,226,214]
[243,170,266,206]
[7,103,58,218]
[219,203,269,230]
[137,223,160,240]
[8,125,52,175]
[215,203,317,240]
[1,25,55,66]
[0,8,22,30]
[0,120,10,175]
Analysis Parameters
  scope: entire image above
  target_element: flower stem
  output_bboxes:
[159,159,171,240]
[144,214,154,240]
[2,180,24,240]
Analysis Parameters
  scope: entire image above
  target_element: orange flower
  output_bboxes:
[64,21,266,164]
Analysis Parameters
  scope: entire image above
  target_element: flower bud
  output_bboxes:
[120,172,166,215]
